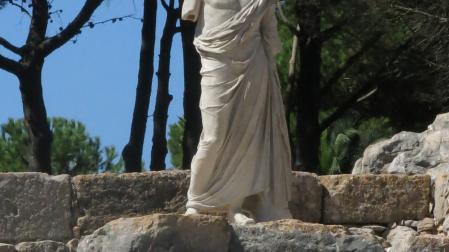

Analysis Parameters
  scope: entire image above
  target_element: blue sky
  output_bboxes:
[0,0,185,169]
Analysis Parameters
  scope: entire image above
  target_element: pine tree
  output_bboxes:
[0,118,123,175]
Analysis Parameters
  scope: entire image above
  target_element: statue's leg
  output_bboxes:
[227,198,255,225]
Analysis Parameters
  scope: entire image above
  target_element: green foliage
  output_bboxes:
[167,117,185,168]
[0,119,30,172]
[99,146,124,173]
[319,115,394,174]
[0,118,123,174]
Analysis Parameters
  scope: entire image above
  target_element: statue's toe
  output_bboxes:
[184,207,200,216]
[229,212,255,225]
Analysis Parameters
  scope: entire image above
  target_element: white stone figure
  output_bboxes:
[181,0,292,225]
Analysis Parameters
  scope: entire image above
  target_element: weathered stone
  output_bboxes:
[72,170,190,235]
[353,113,449,177]
[352,131,423,175]
[386,226,418,252]
[387,226,449,252]
[417,218,435,233]
[362,225,388,235]
[412,235,449,251]
[0,173,73,243]
[0,243,15,252]
[77,213,231,252]
[15,240,69,252]
[230,220,385,251]
[348,227,376,236]
[434,173,449,225]
[321,175,431,224]
[401,220,418,228]
[389,222,397,229]
[288,172,322,222]
[76,215,123,237]
[430,113,449,131]
[66,239,78,252]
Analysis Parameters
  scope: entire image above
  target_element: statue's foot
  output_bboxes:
[184,207,200,216]
[228,211,255,225]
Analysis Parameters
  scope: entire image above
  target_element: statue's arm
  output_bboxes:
[181,0,203,22]
[260,3,282,55]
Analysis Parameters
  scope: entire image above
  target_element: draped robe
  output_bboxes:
[182,0,292,216]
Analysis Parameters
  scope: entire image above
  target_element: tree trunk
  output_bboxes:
[294,2,322,173]
[122,0,157,172]
[286,27,299,168]
[180,17,202,170]
[18,62,52,174]
[149,5,177,171]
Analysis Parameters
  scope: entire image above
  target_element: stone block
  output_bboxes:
[288,172,322,222]
[230,220,385,251]
[15,241,69,252]
[320,174,431,224]
[387,226,449,252]
[78,214,231,252]
[72,170,190,234]
[0,173,73,243]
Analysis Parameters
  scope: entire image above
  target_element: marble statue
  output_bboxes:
[181,0,293,225]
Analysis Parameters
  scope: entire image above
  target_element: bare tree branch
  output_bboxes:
[321,32,383,95]
[288,32,299,77]
[424,59,449,70]
[319,38,413,132]
[160,0,177,13]
[39,0,104,56]
[392,4,448,23]
[9,0,32,17]
[49,9,63,16]
[276,1,301,37]
[320,80,377,133]
[320,19,349,42]
[320,13,368,43]
[81,14,134,28]
[0,36,23,55]
[0,54,21,75]
[160,0,169,10]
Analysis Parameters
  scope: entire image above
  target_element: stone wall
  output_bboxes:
[0,171,433,249]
